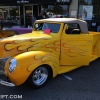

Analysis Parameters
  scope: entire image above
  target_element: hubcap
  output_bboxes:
[32,67,48,86]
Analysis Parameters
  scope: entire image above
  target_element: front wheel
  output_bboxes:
[29,66,50,89]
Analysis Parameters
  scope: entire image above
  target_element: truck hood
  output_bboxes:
[2,31,51,40]
[0,31,55,58]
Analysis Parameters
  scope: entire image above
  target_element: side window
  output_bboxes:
[65,23,81,34]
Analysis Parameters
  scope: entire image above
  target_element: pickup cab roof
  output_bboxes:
[36,18,88,33]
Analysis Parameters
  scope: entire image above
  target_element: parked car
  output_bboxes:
[0,29,19,38]
[0,19,32,38]
[0,18,100,89]
[0,26,32,38]
[3,27,32,34]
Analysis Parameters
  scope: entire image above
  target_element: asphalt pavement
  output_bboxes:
[0,58,100,100]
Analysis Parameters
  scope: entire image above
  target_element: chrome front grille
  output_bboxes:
[0,57,15,87]
[0,57,10,74]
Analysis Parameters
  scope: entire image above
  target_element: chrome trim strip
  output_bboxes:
[0,79,15,87]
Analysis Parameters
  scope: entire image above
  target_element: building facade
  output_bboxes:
[78,0,100,31]
[0,0,72,27]
[0,0,100,31]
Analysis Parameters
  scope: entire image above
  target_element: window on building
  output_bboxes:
[79,0,92,5]
[42,5,69,18]
[0,6,20,27]
[79,0,99,20]
[79,0,100,31]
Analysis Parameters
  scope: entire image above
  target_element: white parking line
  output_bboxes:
[62,74,72,80]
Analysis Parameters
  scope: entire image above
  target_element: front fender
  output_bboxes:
[6,51,59,86]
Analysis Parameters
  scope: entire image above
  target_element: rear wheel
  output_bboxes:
[29,66,50,89]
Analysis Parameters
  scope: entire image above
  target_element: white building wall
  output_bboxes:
[69,0,78,18]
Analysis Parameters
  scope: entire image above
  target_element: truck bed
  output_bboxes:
[89,31,100,60]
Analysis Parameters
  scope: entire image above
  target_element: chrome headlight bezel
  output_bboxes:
[9,58,17,73]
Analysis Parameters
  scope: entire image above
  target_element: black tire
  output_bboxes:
[28,65,50,89]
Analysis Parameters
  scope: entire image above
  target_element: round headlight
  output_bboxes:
[9,58,17,73]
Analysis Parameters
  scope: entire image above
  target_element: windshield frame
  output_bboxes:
[33,21,61,33]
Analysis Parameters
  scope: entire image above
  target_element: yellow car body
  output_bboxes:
[0,18,100,88]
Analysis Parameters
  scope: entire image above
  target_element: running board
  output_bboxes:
[58,65,81,74]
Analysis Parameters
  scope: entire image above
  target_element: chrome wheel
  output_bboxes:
[32,67,48,86]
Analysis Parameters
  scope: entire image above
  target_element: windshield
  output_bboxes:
[34,22,60,33]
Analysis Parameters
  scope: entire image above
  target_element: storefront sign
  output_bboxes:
[0,0,71,4]
[56,0,71,4]
[17,0,29,3]
[29,0,72,4]
[0,0,29,4]
[56,0,71,2]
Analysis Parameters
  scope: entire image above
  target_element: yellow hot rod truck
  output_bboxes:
[0,18,100,88]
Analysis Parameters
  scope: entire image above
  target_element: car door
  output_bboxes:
[60,23,93,66]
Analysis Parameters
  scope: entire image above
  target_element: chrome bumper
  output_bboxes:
[0,79,15,87]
